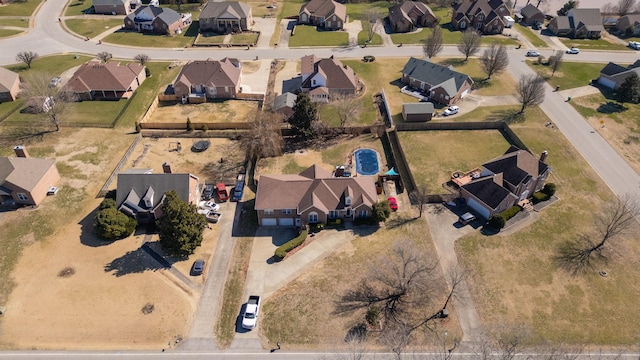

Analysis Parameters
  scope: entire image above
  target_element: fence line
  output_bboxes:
[97,133,142,198]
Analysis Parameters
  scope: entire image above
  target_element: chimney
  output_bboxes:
[13,145,29,158]
[540,151,548,163]
[162,162,172,174]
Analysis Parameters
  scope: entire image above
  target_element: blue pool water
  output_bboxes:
[355,148,379,176]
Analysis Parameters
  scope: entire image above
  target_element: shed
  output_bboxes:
[273,92,297,117]
[402,102,434,122]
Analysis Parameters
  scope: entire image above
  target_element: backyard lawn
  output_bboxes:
[288,25,349,47]
[527,61,606,90]
[0,0,42,16]
[514,23,547,48]
[103,22,198,48]
[560,38,628,51]
[65,18,123,38]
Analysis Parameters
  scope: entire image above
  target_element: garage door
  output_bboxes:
[261,218,277,226]
[466,198,491,219]
[278,218,294,226]
[597,77,616,90]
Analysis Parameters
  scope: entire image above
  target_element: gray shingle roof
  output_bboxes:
[403,102,434,114]
[401,57,473,96]
[116,173,196,209]
[273,92,297,112]
[600,62,630,76]
[520,4,542,18]
[200,1,251,20]
[174,57,241,89]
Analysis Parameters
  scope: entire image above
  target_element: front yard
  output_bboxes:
[103,22,199,48]
[527,61,606,90]
[560,37,629,51]
[0,0,42,16]
[288,25,349,47]
[65,18,124,38]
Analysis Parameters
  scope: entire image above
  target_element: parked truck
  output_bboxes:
[242,295,261,330]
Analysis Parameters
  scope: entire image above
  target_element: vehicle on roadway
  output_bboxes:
[565,47,579,54]
[526,50,540,57]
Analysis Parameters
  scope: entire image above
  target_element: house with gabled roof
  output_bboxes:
[519,4,544,26]
[597,60,640,90]
[0,146,60,207]
[199,1,253,33]
[170,57,242,103]
[300,55,358,103]
[616,14,640,36]
[450,0,509,34]
[298,0,346,30]
[255,164,378,227]
[124,5,192,34]
[63,61,146,101]
[0,67,20,103]
[548,8,604,38]
[273,92,297,117]
[388,1,437,33]
[116,164,200,224]
[93,0,132,15]
[458,146,550,219]
[400,57,473,105]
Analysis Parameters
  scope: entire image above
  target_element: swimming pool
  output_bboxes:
[355,148,379,176]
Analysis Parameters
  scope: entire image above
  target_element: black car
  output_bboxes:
[202,184,214,200]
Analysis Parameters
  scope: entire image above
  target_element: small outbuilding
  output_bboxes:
[273,92,297,117]
[402,102,434,122]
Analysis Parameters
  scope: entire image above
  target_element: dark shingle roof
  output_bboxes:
[200,1,251,20]
[64,61,145,93]
[174,57,241,88]
[483,157,529,187]
[462,177,512,209]
[127,5,180,24]
[401,57,472,96]
[520,4,542,18]
[600,62,629,76]
[116,173,195,209]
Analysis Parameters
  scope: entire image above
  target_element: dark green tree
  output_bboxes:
[557,0,577,16]
[372,200,391,222]
[94,199,137,240]
[288,93,318,139]
[156,190,207,257]
[617,73,640,104]
[186,117,193,131]
[542,183,556,196]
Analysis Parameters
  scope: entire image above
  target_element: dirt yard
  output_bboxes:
[0,129,239,350]
[149,101,259,124]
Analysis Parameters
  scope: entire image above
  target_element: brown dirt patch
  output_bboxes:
[150,101,259,124]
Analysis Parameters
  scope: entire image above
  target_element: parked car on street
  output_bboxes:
[526,50,540,57]
[443,105,459,116]
[565,47,579,54]
[630,41,640,50]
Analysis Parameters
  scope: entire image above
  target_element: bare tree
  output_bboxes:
[409,184,428,218]
[457,29,481,61]
[134,53,150,66]
[382,323,412,360]
[515,74,545,114]
[423,25,444,59]
[316,338,369,360]
[536,0,546,8]
[617,0,636,16]
[333,96,359,129]
[556,196,639,275]
[242,111,283,163]
[16,51,39,69]
[493,324,531,360]
[21,72,77,132]
[480,43,509,80]
[548,49,564,77]
[96,51,112,63]
[363,8,380,43]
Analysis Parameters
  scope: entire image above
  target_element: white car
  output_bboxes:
[565,47,579,54]
[198,200,220,212]
[526,50,540,57]
[443,106,460,116]
[630,41,640,50]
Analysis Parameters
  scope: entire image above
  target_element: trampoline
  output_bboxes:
[354,148,379,176]
[191,140,211,152]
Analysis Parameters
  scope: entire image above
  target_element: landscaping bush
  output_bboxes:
[532,191,550,204]
[99,197,116,210]
[135,122,142,133]
[186,117,193,131]
[274,230,308,261]
[542,182,556,196]
[94,207,137,240]
[500,205,521,221]
[309,223,324,232]
[488,214,506,229]
[372,200,391,223]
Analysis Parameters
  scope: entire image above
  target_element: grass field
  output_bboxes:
[0,0,42,16]
[150,100,260,125]
[0,28,22,37]
[514,23,547,48]
[560,38,628,51]
[437,58,517,96]
[0,18,29,28]
[527,61,605,90]
[5,53,93,74]
[390,25,518,46]
[65,18,123,38]
[357,20,382,46]
[65,0,93,16]
[288,25,349,47]
[103,22,198,48]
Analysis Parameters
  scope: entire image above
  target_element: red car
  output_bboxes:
[388,197,398,211]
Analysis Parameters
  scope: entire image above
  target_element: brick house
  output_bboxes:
[388,1,437,33]
[93,0,132,15]
[170,58,242,103]
[124,5,192,34]
[400,57,473,105]
[199,1,253,33]
[519,4,544,26]
[300,55,358,103]
[63,61,146,101]
[548,8,604,38]
[298,0,346,30]
[0,146,60,207]
[450,0,509,34]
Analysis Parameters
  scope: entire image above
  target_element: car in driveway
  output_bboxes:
[565,47,579,54]
[49,77,62,87]
[202,184,214,200]
[388,197,398,211]
[199,200,220,212]
[526,50,540,57]
[459,212,476,225]
[192,260,205,275]
[443,105,459,116]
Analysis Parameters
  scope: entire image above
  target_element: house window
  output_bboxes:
[309,212,318,223]
[478,15,484,21]
[264,209,274,215]
[333,15,336,20]
[345,196,352,206]
[329,210,339,219]
[357,210,368,218]
[313,79,316,85]
[16,193,28,201]
[460,21,466,28]
[282,209,292,214]
[476,23,482,29]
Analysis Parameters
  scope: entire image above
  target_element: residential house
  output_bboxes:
[199,1,253,33]
[388,1,437,33]
[597,60,640,90]
[402,102,434,122]
[63,61,146,101]
[400,57,473,105]
[124,5,192,34]
[170,58,242,103]
[0,146,60,206]
[93,0,132,15]
[298,0,346,30]
[616,14,640,36]
[116,163,200,224]
[548,8,603,38]
[450,0,509,34]
[0,67,20,103]
[458,146,550,219]
[300,55,358,103]
[519,4,544,26]
[255,164,378,227]
[273,92,297,117]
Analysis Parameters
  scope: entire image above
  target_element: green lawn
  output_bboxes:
[390,24,517,46]
[230,32,259,44]
[0,0,42,16]
[64,0,93,16]
[514,23,547,48]
[0,18,30,28]
[437,58,516,96]
[560,38,628,51]
[5,53,93,75]
[0,28,22,37]
[103,22,198,48]
[2,98,128,127]
[288,25,349,47]
[357,20,382,46]
[65,18,123,38]
[527,60,605,90]
[195,33,226,44]
[345,1,391,21]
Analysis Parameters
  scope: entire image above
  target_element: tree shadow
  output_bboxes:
[439,58,466,67]
[385,214,418,229]
[486,109,525,124]
[78,207,115,247]
[104,245,167,277]
[597,101,627,114]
